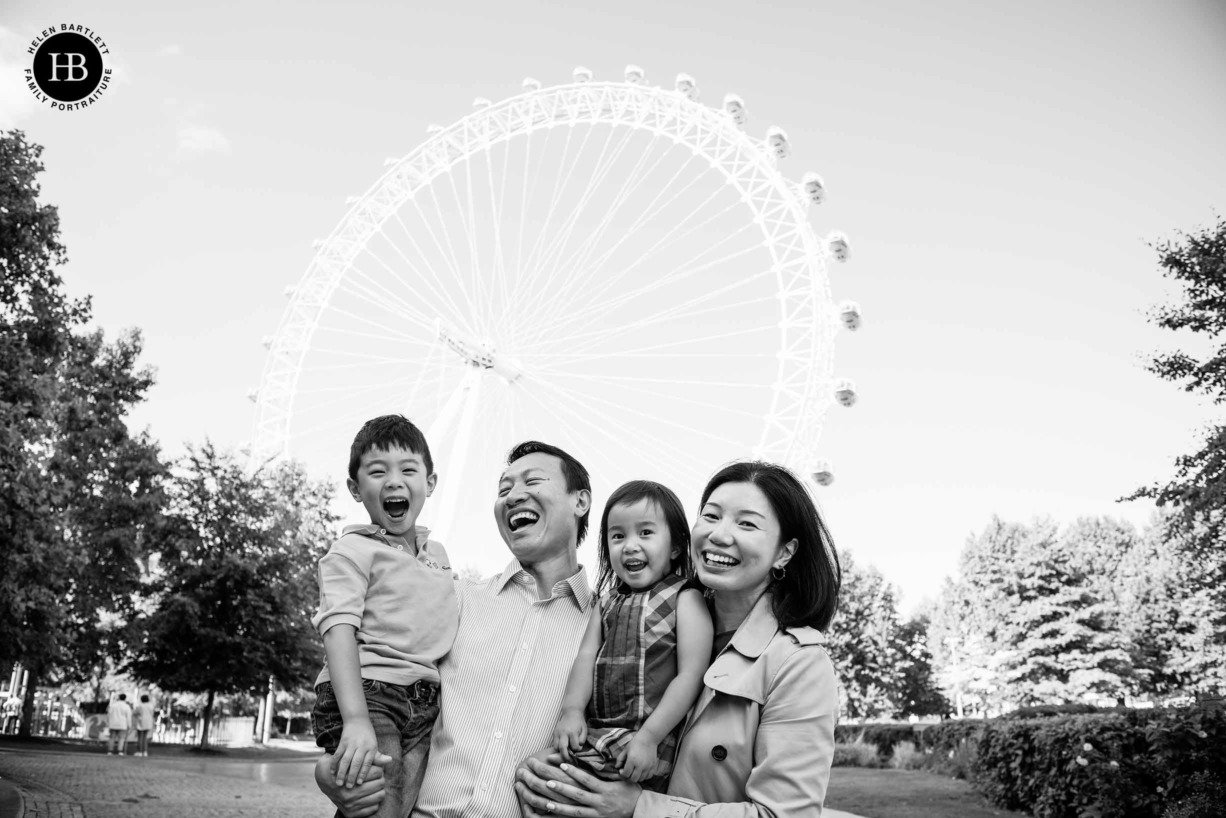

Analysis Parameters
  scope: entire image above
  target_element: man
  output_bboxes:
[318,441,594,818]
[106,693,133,756]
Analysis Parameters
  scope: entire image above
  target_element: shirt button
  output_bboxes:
[522,643,529,650]
[481,783,488,791]
[494,731,503,740]
[711,745,727,761]
[508,684,516,692]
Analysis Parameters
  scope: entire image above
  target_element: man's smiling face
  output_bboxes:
[494,451,587,565]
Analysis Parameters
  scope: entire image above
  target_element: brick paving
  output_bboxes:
[0,749,333,818]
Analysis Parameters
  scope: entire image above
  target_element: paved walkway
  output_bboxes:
[0,746,867,817]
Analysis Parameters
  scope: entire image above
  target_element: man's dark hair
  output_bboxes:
[349,415,433,480]
[506,441,591,545]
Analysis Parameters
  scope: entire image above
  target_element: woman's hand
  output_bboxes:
[514,754,642,818]
[314,751,391,817]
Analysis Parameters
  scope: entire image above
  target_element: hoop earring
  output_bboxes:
[771,564,787,581]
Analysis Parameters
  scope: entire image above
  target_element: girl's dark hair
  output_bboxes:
[595,480,692,595]
[699,461,841,631]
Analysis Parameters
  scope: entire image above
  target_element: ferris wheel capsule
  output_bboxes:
[766,126,790,160]
[522,77,541,91]
[427,124,444,135]
[827,231,851,262]
[573,66,593,83]
[624,64,645,84]
[473,97,492,109]
[675,73,698,100]
[811,461,835,487]
[834,379,857,407]
[723,93,747,127]
[802,172,826,205]
[262,335,275,349]
[246,388,259,403]
[839,300,862,330]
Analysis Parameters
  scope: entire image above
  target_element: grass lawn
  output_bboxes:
[827,767,1029,818]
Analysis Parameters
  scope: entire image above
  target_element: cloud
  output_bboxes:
[0,26,40,128]
[175,122,231,158]
[157,44,183,57]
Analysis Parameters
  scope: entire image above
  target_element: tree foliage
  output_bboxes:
[128,445,335,746]
[826,552,907,721]
[1129,216,1226,565]
[0,131,167,735]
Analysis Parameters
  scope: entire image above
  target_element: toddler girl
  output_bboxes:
[553,480,713,789]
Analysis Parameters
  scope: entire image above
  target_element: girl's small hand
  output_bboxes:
[617,733,659,783]
[553,709,587,762]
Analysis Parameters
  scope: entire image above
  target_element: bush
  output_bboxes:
[941,706,1226,818]
[1001,703,1101,719]
[888,740,926,770]
[1164,771,1226,818]
[833,723,917,757]
[832,736,882,768]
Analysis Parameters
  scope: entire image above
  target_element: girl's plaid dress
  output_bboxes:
[574,572,689,790]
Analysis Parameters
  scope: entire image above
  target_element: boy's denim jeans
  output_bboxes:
[312,678,439,818]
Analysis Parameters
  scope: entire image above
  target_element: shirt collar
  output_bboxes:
[342,523,431,549]
[496,559,593,611]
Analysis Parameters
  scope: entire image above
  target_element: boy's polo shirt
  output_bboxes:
[312,524,458,687]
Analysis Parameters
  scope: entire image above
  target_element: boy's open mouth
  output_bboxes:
[508,510,539,532]
[383,497,409,520]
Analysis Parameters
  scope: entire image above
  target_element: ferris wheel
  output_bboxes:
[251,65,860,571]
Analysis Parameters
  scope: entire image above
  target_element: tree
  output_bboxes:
[128,445,335,746]
[1115,515,1225,696]
[1128,216,1226,572]
[826,552,906,721]
[930,517,1134,712]
[894,614,949,718]
[0,131,167,735]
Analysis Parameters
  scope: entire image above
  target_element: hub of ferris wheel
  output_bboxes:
[435,320,523,383]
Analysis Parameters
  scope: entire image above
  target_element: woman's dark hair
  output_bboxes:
[506,440,592,544]
[595,480,692,596]
[699,461,840,631]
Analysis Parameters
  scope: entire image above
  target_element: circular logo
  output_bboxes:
[32,32,104,102]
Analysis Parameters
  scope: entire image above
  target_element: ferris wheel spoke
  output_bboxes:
[526,377,732,475]
[514,123,584,299]
[551,370,766,421]
[536,322,773,367]
[538,134,677,314]
[517,379,710,479]
[420,185,477,327]
[522,239,762,355]
[314,297,437,345]
[516,123,642,309]
[526,188,748,346]
[486,141,514,341]
[347,258,448,330]
[343,264,447,334]
[522,146,705,338]
[288,374,422,426]
[386,210,475,330]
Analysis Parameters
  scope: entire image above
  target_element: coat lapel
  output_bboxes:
[681,593,778,737]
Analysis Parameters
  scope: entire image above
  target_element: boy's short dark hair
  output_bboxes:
[506,441,591,545]
[349,415,433,480]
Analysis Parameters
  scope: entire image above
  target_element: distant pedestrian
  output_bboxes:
[106,694,133,756]
[133,694,155,757]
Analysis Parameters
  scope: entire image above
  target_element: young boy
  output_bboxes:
[310,415,458,818]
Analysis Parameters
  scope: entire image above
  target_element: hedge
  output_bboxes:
[911,706,1226,817]
[833,723,918,757]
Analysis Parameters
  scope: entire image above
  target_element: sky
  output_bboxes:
[3,0,1225,612]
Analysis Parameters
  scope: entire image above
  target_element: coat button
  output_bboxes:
[711,745,727,761]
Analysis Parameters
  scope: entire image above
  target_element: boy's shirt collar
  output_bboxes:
[343,523,432,550]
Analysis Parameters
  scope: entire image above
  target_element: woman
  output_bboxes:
[515,460,841,817]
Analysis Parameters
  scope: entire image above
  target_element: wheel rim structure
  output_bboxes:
[253,74,846,570]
